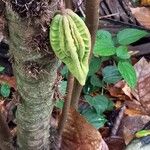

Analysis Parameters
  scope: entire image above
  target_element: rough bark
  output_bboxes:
[5,0,59,149]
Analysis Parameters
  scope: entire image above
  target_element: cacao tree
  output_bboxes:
[0,0,100,149]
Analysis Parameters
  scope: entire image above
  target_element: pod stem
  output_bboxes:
[58,72,74,135]
[71,0,100,109]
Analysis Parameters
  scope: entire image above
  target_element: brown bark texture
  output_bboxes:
[5,0,60,149]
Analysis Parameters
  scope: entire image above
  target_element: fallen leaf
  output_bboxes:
[118,115,150,144]
[61,108,108,150]
[0,75,16,90]
[130,7,150,29]
[132,57,150,114]
[105,136,125,150]
[107,84,131,101]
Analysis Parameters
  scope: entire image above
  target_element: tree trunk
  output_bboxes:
[5,0,59,149]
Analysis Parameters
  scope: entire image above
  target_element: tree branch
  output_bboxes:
[71,0,100,109]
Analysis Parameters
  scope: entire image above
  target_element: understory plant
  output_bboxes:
[56,28,149,129]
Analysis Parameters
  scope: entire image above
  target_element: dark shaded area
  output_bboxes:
[0,42,13,76]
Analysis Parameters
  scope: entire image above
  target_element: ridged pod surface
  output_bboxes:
[50,9,91,85]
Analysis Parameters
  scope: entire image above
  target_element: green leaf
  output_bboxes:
[102,66,122,84]
[94,30,116,56]
[81,108,107,129]
[116,46,130,59]
[118,60,137,88]
[85,95,114,114]
[59,81,67,95]
[88,56,101,76]
[60,65,68,79]
[90,75,102,87]
[135,130,150,138]
[0,84,10,98]
[0,66,5,72]
[117,28,148,45]
[55,100,64,109]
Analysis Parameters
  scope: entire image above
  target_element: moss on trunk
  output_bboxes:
[6,1,59,149]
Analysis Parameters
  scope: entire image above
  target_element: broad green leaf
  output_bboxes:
[102,66,122,84]
[116,46,130,59]
[0,66,5,72]
[118,60,137,88]
[55,100,64,109]
[94,30,116,56]
[85,95,113,114]
[88,56,101,76]
[81,108,107,129]
[117,28,148,45]
[0,84,10,98]
[90,75,102,87]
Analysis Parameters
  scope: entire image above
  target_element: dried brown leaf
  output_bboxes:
[119,115,150,144]
[130,7,150,29]
[132,57,150,114]
[61,108,108,150]
[107,83,131,101]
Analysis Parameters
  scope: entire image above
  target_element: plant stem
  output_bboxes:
[58,72,74,135]
[70,79,82,109]
[71,0,100,109]
[0,109,14,150]
[65,0,73,9]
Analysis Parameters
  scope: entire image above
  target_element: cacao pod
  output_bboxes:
[50,9,91,85]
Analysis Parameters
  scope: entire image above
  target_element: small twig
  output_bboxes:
[101,18,150,32]
[58,72,74,135]
[99,13,120,19]
[111,105,126,136]
[77,0,85,18]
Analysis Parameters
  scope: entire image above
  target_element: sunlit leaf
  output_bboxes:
[118,61,137,88]
[117,28,148,45]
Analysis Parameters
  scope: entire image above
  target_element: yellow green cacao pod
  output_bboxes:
[49,9,91,85]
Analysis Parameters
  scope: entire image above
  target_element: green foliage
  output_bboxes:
[0,66,5,72]
[93,28,148,88]
[55,100,64,109]
[118,60,137,88]
[117,28,148,45]
[81,108,107,129]
[59,81,67,95]
[116,46,130,59]
[135,130,150,138]
[56,28,148,129]
[90,75,102,87]
[0,84,11,98]
[94,30,116,56]
[60,65,68,79]
[88,56,101,76]
[80,95,114,129]
[85,95,114,114]
[0,66,11,98]
[102,66,122,84]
